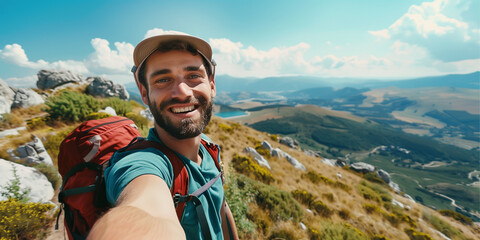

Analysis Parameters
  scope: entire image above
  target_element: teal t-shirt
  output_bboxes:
[105,128,224,240]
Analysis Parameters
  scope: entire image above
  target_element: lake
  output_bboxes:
[215,111,248,118]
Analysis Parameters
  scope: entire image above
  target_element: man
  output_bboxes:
[87,34,238,239]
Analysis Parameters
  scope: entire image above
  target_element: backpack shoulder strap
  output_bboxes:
[122,137,189,220]
[200,139,223,183]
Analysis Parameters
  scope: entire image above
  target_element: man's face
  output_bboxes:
[141,50,216,139]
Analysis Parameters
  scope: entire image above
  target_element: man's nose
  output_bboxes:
[171,79,193,99]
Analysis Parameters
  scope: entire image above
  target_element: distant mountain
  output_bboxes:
[214,71,479,93]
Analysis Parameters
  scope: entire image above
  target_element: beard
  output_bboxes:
[148,95,213,140]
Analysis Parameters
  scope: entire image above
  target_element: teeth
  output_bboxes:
[171,106,195,113]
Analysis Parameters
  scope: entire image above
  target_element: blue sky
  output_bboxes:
[1,0,479,87]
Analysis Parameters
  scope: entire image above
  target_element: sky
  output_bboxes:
[0,0,479,88]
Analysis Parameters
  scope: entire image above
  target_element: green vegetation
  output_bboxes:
[404,228,433,240]
[291,189,333,217]
[100,97,132,116]
[0,113,25,130]
[438,209,473,225]
[423,211,467,240]
[303,170,351,192]
[317,222,369,240]
[0,166,30,203]
[45,90,100,123]
[232,154,274,184]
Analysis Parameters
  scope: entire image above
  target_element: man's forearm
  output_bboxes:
[87,206,185,240]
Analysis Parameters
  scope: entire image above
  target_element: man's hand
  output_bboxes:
[87,175,185,239]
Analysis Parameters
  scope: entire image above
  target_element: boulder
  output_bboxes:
[243,147,271,169]
[98,106,117,116]
[140,108,154,122]
[85,77,129,100]
[336,172,343,178]
[392,199,404,209]
[271,148,285,158]
[285,153,306,171]
[304,149,322,157]
[336,158,347,167]
[389,181,401,193]
[36,69,83,90]
[0,159,54,203]
[261,141,273,152]
[11,88,45,109]
[376,169,391,183]
[350,162,375,173]
[15,136,53,165]
[0,79,15,114]
[279,137,299,149]
[322,158,337,167]
[0,127,27,138]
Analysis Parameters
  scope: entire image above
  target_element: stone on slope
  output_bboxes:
[37,69,83,90]
[261,140,273,152]
[271,148,285,158]
[243,147,271,169]
[279,136,299,149]
[0,78,15,114]
[11,88,45,109]
[0,159,54,203]
[85,77,129,100]
[350,162,375,173]
[376,169,391,183]
[16,136,53,165]
[284,153,307,171]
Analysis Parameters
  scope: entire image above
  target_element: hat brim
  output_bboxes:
[133,34,213,68]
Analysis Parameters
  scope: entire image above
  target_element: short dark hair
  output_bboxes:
[137,40,213,89]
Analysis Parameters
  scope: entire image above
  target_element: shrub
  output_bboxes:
[363,203,384,214]
[27,117,47,130]
[308,226,322,240]
[423,211,466,239]
[363,172,387,185]
[45,90,100,123]
[404,228,433,240]
[43,127,76,165]
[125,112,150,137]
[360,180,391,202]
[100,97,132,116]
[322,193,335,202]
[224,172,256,238]
[291,189,316,206]
[269,134,279,142]
[338,208,351,220]
[254,143,270,158]
[438,209,473,225]
[319,222,369,240]
[0,199,55,240]
[303,170,351,192]
[311,200,333,217]
[372,235,389,240]
[0,165,30,203]
[356,184,382,203]
[86,112,112,120]
[268,228,296,240]
[219,123,234,133]
[0,113,24,130]
[232,154,274,184]
[252,179,303,222]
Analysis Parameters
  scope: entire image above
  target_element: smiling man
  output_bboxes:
[87,34,238,240]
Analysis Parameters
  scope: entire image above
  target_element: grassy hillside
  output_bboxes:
[0,89,479,240]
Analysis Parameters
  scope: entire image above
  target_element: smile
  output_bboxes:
[170,105,197,114]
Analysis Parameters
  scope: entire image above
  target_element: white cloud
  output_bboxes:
[86,38,134,74]
[369,0,479,62]
[4,75,38,88]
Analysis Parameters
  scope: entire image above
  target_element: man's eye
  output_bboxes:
[155,78,169,83]
[188,74,201,79]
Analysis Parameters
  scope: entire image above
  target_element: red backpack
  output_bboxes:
[56,116,222,240]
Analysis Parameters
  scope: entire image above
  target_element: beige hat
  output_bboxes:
[131,34,215,77]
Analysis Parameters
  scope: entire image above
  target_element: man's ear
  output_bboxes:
[209,76,216,98]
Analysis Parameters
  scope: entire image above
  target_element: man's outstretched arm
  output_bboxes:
[87,175,185,239]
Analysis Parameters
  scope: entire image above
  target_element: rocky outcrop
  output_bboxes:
[271,148,285,158]
[11,88,45,109]
[376,169,391,183]
[279,137,299,149]
[389,181,401,193]
[243,147,271,169]
[0,79,15,114]
[261,141,273,152]
[350,162,375,173]
[285,153,307,171]
[0,159,54,203]
[141,108,154,122]
[36,69,83,90]
[85,77,129,100]
[15,136,53,165]
[304,149,322,158]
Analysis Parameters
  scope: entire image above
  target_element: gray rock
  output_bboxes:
[11,88,45,109]
[0,79,15,114]
[304,149,322,157]
[140,108,154,122]
[350,162,375,173]
[0,159,54,203]
[261,141,273,152]
[389,181,401,193]
[336,158,347,167]
[0,126,27,138]
[279,137,299,149]
[392,199,404,209]
[299,222,307,231]
[15,136,53,165]
[85,77,129,100]
[37,69,83,90]
[376,169,391,183]
[322,158,337,167]
[271,148,285,158]
[243,147,271,169]
[336,172,343,178]
[285,153,306,171]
